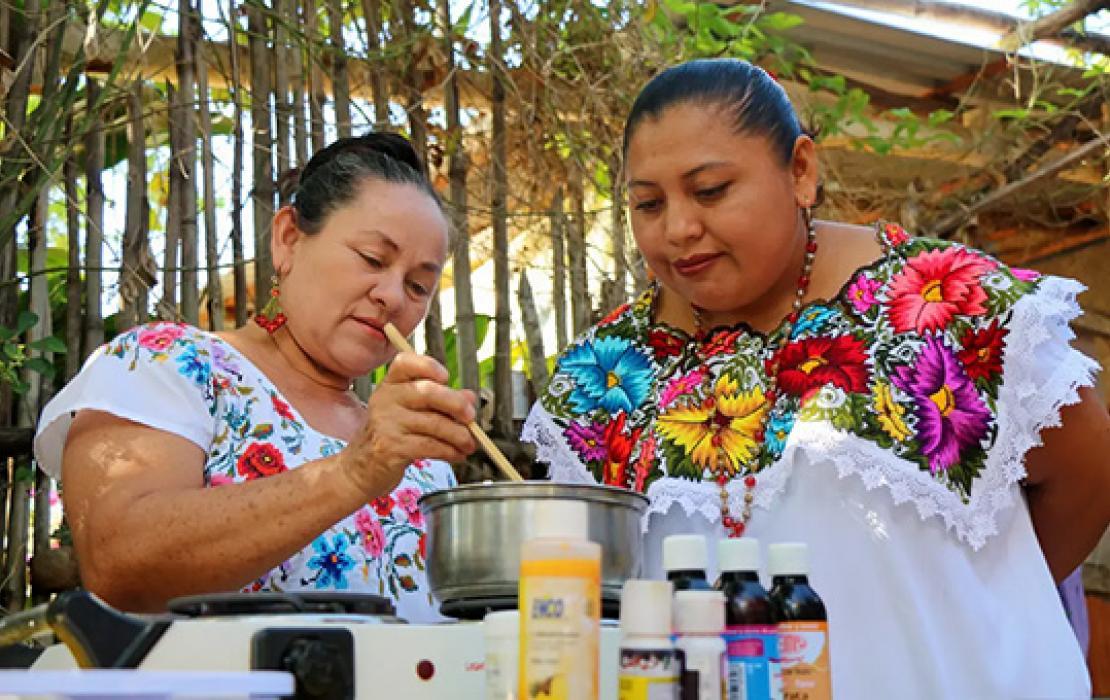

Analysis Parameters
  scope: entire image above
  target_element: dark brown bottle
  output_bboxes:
[768,544,830,700]
[718,538,778,700]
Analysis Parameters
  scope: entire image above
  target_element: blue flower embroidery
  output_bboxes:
[559,336,654,414]
[790,305,838,338]
[764,411,796,458]
[175,345,212,388]
[308,534,356,589]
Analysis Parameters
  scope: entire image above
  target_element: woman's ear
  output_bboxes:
[270,206,302,277]
[790,135,820,207]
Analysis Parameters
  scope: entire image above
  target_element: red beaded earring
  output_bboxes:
[254,275,286,334]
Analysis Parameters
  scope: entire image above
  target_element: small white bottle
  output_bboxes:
[674,589,727,700]
[662,534,713,591]
[618,580,681,700]
[518,499,601,700]
[485,609,520,700]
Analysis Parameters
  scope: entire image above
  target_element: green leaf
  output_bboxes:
[24,357,56,380]
[27,336,67,354]
[993,108,1030,120]
[15,311,38,335]
[760,12,803,32]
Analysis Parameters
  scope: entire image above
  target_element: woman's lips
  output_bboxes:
[672,253,722,276]
[353,317,386,339]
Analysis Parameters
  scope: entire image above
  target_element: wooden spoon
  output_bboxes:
[382,322,525,482]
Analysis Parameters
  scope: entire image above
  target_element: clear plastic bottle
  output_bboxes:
[518,499,601,700]
[717,538,780,700]
[485,609,520,700]
[662,534,713,591]
[618,579,682,700]
[768,543,831,700]
[674,589,727,700]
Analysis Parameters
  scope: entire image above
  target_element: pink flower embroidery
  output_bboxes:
[137,324,185,351]
[886,247,995,334]
[847,275,882,313]
[659,369,706,409]
[355,508,386,558]
[208,473,235,487]
[1011,267,1040,282]
[633,435,656,492]
[394,487,425,527]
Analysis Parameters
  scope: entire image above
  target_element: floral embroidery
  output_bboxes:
[538,228,1041,505]
[98,322,455,616]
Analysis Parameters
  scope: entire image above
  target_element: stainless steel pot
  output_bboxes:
[419,481,649,618]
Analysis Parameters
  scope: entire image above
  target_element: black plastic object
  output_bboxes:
[440,594,621,621]
[252,627,355,700]
[169,591,395,618]
[45,589,170,668]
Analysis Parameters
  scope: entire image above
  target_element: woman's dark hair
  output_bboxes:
[289,132,441,234]
[623,59,804,165]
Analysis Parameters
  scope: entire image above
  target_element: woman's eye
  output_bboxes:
[360,253,383,269]
[695,183,728,199]
[407,282,430,297]
[633,199,661,212]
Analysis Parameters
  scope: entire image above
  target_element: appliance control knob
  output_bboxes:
[282,638,352,699]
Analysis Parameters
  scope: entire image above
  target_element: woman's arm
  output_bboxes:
[1024,385,1110,582]
[63,352,475,612]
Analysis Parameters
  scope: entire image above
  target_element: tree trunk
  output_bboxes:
[291,0,309,166]
[0,0,40,260]
[439,0,478,393]
[327,0,353,138]
[63,136,83,379]
[489,0,512,437]
[248,1,276,312]
[162,81,182,320]
[550,187,568,350]
[120,81,152,332]
[517,270,548,393]
[196,24,224,331]
[228,3,248,327]
[304,0,327,152]
[176,0,200,326]
[83,78,106,351]
[273,0,292,198]
[361,0,390,128]
[394,0,444,364]
[568,175,590,334]
[606,154,627,311]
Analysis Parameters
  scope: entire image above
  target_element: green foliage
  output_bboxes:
[369,314,493,388]
[0,311,67,393]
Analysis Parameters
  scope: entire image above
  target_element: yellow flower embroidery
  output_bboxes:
[657,374,768,477]
[873,380,911,442]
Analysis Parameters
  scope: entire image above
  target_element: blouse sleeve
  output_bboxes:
[34,323,220,480]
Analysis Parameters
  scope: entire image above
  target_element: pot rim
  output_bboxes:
[418,480,649,512]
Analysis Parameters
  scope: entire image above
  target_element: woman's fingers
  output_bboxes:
[383,352,449,385]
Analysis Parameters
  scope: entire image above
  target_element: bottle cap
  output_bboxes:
[483,610,519,640]
[673,589,725,635]
[718,537,761,574]
[532,499,588,541]
[662,534,708,573]
[767,542,809,577]
[619,580,673,638]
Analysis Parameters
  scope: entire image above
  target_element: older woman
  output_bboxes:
[35,133,475,622]
[524,59,1110,697]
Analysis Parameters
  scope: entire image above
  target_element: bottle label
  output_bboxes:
[724,624,778,700]
[778,621,831,700]
[518,559,600,700]
[618,648,681,700]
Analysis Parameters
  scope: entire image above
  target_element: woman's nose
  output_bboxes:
[368,273,404,315]
[663,200,704,246]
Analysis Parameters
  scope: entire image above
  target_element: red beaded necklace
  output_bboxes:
[691,208,819,538]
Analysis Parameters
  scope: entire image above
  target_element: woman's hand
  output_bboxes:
[339,352,477,497]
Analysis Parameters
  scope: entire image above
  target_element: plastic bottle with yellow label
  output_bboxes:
[518,499,601,700]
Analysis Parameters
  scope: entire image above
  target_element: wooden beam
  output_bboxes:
[999,0,1110,53]
[930,135,1110,237]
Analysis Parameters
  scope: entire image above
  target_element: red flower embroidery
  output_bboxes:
[371,495,395,517]
[957,321,1008,382]
[600,303,631,326]
[418,533,427,560]
[648,328,685,360]
[271,394,296,421]
[774,335,870,398]
[701,329,743,358]
[883,223,910,247]
[887,247,995,334]
[602,413,641,487]
[236,442,287,480]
